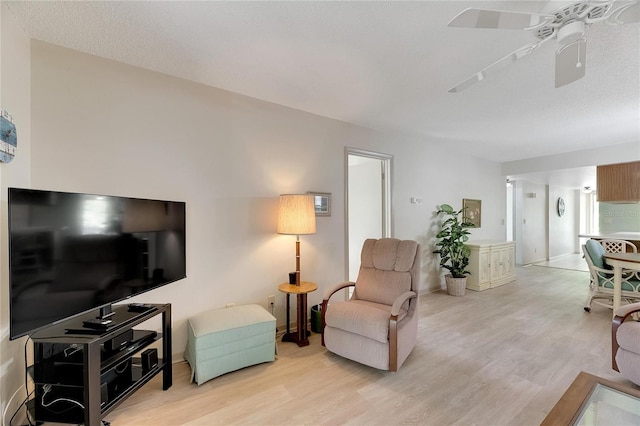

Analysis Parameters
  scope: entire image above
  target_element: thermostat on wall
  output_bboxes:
[0,110,17,163]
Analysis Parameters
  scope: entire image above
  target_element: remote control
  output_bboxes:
[83,318,113,329]
[128,303,152,312]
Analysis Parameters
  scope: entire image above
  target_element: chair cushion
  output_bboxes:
[357,239,417,305]
[362,238,418,272]
[585,239,612,270]
[325,299,407,343]
[357,268,412,306]
[617,321,640,354]
[189,304,275,343]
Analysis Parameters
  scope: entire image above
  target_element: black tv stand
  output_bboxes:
[29,303,172,426]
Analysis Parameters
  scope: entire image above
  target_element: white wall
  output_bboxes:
[548,186,580,258]
[515,182,580,264]
[27,40,507,355]
[518,181,548,264]
[504,138,640,265]
[1,2,32,421]
[0,37,507,410]
[502,142,640,176]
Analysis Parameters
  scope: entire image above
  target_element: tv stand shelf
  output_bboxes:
[28,303,172,426]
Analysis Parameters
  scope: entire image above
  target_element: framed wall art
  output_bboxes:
[462,198,481,227]
[307,191,331,217]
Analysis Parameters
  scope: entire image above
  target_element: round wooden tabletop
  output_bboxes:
[278,281,318,294]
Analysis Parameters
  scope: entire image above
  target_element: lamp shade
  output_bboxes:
[277,194,316,235]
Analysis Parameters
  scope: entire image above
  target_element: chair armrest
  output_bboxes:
[612,302,640,371]
[390,291,417,317]
[614,302,640,319]
[323,281,355,301]
[321,281,355,347]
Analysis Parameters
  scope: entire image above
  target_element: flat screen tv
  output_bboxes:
[8,187,186,339]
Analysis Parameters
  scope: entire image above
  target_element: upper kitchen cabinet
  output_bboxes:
[597,161,640,203]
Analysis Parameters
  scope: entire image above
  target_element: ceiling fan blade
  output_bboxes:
[448,8,555,30]
[607,0,640,24]
[449,40,548,93]
[555,39,587,88]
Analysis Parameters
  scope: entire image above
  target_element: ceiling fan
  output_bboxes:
[447,0,639,92]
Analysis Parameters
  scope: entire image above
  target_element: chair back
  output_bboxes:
[599,239,638,254]
[354,238,419,306]
[585,239,611,270]
[583,244,608,288]
[583,241,640,292]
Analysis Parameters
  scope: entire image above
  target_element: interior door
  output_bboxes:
[346,148,392,283]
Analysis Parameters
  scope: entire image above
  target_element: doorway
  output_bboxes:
[346,148,392,282]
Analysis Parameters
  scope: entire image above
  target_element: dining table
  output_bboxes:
[603,252,640,315]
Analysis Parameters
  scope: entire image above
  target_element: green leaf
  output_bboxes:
[438,204,454,214]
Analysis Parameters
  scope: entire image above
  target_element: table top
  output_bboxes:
[278,281,318,294]
[579,232,640,241]
[541,371,640,425]
[604,252,640,264]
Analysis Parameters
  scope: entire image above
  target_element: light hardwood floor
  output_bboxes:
[532,253,589,272]
[106,265,631,425]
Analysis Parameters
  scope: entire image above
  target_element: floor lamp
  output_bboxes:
[277,194,316,285]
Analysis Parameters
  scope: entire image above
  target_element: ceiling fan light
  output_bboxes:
[557,20,585,45]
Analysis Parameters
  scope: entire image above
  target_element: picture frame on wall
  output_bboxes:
[462,198,481,228]
[308,191,331,217]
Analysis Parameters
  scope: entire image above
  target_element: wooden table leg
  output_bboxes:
[285,293,291,334]
[282,293,309,347]
[296,293,309,347]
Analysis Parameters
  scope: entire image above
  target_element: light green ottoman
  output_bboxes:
[184,304,276,385]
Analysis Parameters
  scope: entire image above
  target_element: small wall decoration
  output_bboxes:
[0,109,17,163]
[462,199,481,227]
[307,191,331,217]
[557,197,566,217]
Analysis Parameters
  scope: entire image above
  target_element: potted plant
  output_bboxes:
[433,204,474,296]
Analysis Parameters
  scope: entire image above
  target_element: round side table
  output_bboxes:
[278,281,317,347]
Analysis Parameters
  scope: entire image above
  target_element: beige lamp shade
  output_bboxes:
[277,194,316,235]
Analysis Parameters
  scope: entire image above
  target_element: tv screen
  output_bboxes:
[8,188,186,340]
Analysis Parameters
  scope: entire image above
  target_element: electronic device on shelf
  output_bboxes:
[29,304,172,425]
[103,329,134,353]
[127,303,155,313]
[82,318,114,330]
[8,187,186,340]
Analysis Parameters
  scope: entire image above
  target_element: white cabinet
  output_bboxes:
[466,241,515,291]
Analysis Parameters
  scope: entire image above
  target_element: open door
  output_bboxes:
[346,148,392,283]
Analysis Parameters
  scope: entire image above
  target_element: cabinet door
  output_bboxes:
[499,248,510,278]
[503,245,515,277]
[492,246,515,281]
[478,250,491,283]
[490,249,502,280]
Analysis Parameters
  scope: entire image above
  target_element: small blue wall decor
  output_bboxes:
[0,109,17,163]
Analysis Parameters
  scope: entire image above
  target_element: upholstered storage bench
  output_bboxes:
[184,304,276,385]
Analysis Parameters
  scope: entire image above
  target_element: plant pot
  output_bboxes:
[445,274,467,296]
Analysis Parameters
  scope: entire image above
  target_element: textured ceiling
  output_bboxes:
[6,0,640,168]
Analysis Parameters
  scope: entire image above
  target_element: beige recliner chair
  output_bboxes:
[613,302,640,386]
[321,238,420,372]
